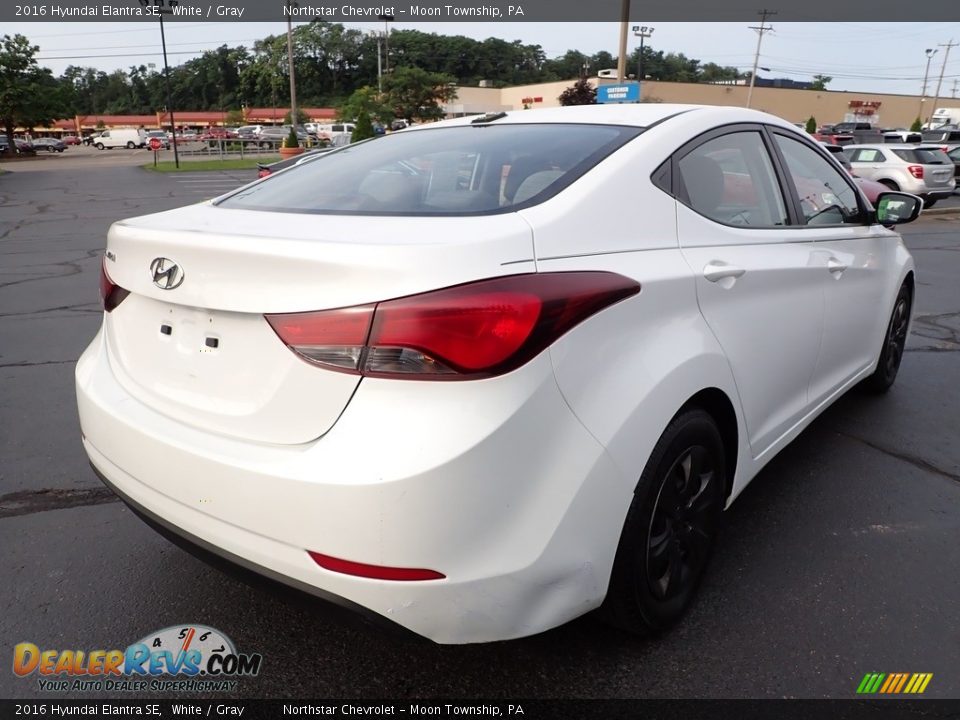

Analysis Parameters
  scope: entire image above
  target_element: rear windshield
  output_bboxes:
[217,123,642,216]
[892,148,951,164]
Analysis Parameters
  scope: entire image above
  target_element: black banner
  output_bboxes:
[3,700,960,720]
[5,0,960,22]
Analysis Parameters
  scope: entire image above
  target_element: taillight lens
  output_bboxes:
[266,272,639,380]
[908,165,924,179]
[99,258,129,312]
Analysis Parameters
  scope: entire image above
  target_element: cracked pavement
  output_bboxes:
[0,161,958,700]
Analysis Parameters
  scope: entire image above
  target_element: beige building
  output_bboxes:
[448,78,960,129]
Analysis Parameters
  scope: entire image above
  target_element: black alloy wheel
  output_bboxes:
[603,409,726,635]
[863,283,912,393]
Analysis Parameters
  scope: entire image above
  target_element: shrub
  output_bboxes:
[805,116,816,133]
[283,127,299,149]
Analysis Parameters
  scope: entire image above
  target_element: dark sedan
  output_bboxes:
[948,147,960,181]
[32,138,67,153]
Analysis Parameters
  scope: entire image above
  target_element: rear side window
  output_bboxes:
[219,124,642,216]
[849,148,885,162]
[892,148,950,164]
[677,131,788,227]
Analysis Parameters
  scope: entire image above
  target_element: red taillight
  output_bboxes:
[257,168,271,178]
[908,165,924,179]
[307,551,445,581]
[99,258,129,312]
[266,272,640,379]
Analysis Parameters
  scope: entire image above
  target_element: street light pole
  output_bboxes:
[157,6,179,168]
[379,13,394,76]
[285,0,299,130]
[617,0,630,83]
[918,48,937,123]
[632,26,654,99]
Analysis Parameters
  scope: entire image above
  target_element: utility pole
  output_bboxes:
[929,39,957,126]
[617,0,630,83]
[918,48,937,123]
[157,4,178,168]
[285,0,298,130]
[746,9,776,109]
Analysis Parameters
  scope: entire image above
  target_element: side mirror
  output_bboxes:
[874,192,922,226]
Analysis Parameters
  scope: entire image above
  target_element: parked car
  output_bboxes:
[256,148,332,178]
[145,130,171,149]
[820,143,889,204]
[947,146,960,181]
[200,127,238,140]
[62,135,81,146]
[920,128,960,146]
[883,131,922,144]
[255,125,309,147]
[0,136,36,155]
[32,138,67,153]
[846,143,956,207]
[79,104,921,644]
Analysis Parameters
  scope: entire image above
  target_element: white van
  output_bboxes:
[92,128,147,150]
[306,123,355,143]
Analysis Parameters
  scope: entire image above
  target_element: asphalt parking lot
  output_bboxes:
[1,155,958,700]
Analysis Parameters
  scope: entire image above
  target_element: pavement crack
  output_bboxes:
[835,431,960,484]
[0,359,76,368]
[0,487,119,519]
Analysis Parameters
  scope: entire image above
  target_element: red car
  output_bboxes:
[200,127,237,140]
[821,143,888,204]
[61,135,81,145]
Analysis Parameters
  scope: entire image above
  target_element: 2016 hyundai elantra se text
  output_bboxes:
[77,105,920,644]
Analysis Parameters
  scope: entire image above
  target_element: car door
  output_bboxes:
[769,130,898,405]
[675,127,825,456]
[847,147,887,182]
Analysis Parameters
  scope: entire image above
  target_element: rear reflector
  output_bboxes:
[307,551,445,581]
[99,258,130,312]
[266,272,640,380]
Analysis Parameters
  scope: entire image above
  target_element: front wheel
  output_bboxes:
[602,409,727,635]
[862,283,912,394]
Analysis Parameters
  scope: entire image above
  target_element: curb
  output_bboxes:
[922,205,960,216]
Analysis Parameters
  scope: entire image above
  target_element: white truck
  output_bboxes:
[924,108,960,129]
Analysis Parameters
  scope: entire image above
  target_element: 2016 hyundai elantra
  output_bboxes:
[77,104,920,644]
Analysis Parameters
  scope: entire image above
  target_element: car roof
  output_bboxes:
[403,104,798,132]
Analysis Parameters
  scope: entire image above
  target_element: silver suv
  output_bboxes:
[846,144,956,208]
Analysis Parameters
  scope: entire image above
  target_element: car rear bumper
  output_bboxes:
[76,327,628,643]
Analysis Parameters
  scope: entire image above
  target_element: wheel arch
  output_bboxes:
[677,387,739,501]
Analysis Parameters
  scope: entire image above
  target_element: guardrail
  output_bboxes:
[173,137,339,158]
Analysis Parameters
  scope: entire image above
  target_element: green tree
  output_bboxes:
[351,112,376,142]
[558,78,596,106]
[811,74,832,91]
[805,116,817,133]
[910,117,923,132]
[337,86,393,124]
[225,109,244,125]
[284,108,309,125]
[283,126,299,148]
[0,34,69,149]
[382,67,457,123]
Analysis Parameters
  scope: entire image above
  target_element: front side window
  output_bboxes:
[773,134,864,225]
[677,131,788,227]
[218,123,641,216]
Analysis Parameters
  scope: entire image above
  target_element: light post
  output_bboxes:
[919,48,937,124]
[632,25,654,97]
[155,2,179,168]
[285,0,299,129]
[379,14,394,76]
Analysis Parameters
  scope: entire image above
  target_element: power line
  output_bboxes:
[746,9,776,108]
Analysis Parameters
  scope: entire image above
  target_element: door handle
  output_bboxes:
[703,262,746,283]
[827,258,849,275]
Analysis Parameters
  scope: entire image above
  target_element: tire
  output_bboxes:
[862,282,912,394]
[879,179,900,191]
[602,408,727,635]
[923,198,937,209]
[126,141,135,149]
[95,143,104,150]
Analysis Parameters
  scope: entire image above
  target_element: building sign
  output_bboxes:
[597,83,640,104]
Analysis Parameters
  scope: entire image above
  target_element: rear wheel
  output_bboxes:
[923,197,937,209]
[862,283,911,394]
[95,143,104,150]
[879,179,900,191]
[126,141,135,149]
[602,409,727,635]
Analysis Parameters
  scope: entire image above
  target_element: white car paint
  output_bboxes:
[76,104,915,643]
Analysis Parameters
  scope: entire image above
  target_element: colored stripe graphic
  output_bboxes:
[856,672,932,694]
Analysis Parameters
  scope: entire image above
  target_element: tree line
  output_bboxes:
[3,23,744,118]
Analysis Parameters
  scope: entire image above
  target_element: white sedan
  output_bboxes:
[77,104,919,644]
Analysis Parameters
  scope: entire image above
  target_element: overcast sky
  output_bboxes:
[6,21,960,98]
